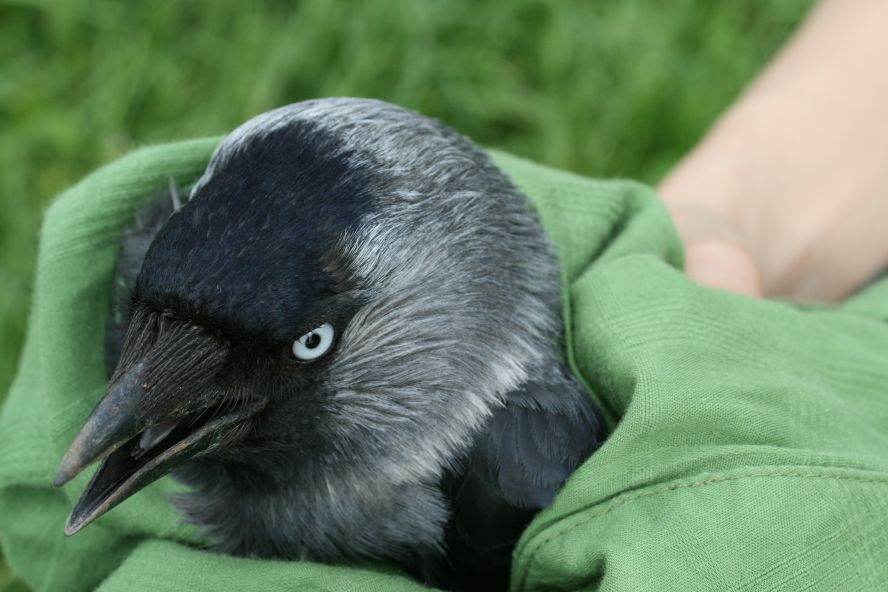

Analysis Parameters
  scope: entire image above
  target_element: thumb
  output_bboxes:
[683,240,764,298]
[663,203,764,298]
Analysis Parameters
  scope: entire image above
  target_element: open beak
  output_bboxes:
[53,316,265,535]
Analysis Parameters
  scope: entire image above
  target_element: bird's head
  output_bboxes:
[55,99,560,537]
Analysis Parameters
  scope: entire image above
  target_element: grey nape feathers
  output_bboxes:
[55,98,601,591]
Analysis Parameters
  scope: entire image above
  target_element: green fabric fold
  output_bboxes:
[1,139,887,591]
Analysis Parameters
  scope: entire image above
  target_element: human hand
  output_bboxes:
[657,0,888,302]
[660,201,763,299]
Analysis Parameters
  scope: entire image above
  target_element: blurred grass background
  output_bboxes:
[0,1,810,589]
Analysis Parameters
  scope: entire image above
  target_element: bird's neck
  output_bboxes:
[171,452,449,565]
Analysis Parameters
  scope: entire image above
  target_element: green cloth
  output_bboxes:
[2,138,888,592]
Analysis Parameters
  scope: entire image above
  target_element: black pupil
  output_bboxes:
[304,332,321,349]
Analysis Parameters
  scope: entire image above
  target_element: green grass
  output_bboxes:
[0,1,810,587]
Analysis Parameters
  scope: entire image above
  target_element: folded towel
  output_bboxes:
[2,138,887,591]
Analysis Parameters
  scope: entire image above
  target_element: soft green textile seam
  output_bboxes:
[513,466,888,592]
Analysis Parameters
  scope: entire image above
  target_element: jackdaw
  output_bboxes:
[54,98,601,590]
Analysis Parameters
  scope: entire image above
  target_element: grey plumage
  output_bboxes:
[60,98,600,590]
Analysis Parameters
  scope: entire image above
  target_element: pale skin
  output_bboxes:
[659,0,888,301]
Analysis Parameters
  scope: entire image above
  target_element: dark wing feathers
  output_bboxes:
[441,363,601,591]
[474,364,599,510]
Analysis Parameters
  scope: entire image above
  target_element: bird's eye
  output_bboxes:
[292,322,335,361]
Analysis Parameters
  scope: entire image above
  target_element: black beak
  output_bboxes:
[53,314,265,535]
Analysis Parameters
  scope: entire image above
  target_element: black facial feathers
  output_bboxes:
[135,121,382,343]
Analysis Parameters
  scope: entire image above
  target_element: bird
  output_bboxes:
[53,98,601,590]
